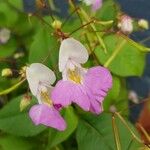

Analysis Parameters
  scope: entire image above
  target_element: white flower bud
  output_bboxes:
[52,20,62,29]
[0,28,11,44]
[20,95,31,111]
[118,15,133,34]
[138,19,149,30]
[1,68,12,77]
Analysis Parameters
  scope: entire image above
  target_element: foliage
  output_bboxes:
[0,0,149,149]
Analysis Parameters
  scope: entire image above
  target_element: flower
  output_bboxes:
[52,38,112,114]
[138,19,149,30]
[118,15,133,34]
[26,63,66,131]
[82,0,103,11]
[0,28,11,44]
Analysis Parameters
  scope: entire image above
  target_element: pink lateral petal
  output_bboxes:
[29,104,66,131]
[51,80,73,107]
[85,89,103,114]
[90,98,103,114]
[84,66,112,96]
[51,80,90,111]
[72,85,90,111]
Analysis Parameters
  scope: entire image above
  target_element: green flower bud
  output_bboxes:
[1,68,12,77]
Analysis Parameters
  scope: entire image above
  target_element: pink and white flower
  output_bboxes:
[118,15,133,34]
[51,38,112,114]
[26,63,66,131]
[82,0,103,11]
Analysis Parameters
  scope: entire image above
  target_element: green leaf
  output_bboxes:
[46,106,78,149]
[7,0,23,11]
[104,77,129,115]
[29,27,59,71]
[0,38,17,57]
[0,1,18,27]
[95,34,146,76]
[103,76,121,111]
[96,0,118,21]
[0,95,46,137]
[0,135,35,150]
[76,113,142,150]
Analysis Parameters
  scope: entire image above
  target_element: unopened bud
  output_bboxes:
[20,95,31,111]
[19,66,27,78]
[1,68,12,77]
[14,52,24,59]
[138,19,149,30]
[128,90,139,104]
[0,28,11,44]
[52,20,62,29]
[118,15,133,34]
[109,105,117,113]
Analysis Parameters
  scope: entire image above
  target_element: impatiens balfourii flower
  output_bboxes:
[26,63,66,131]
[51,38,112,114]
[118,15,133,34]
[83,0,103,11]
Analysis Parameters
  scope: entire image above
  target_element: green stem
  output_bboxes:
[69,0,107,53]
[0,79,26,95]
[96,20,114,26]
[115,112,143,144]
[112,115,122,150]
[104,40,126,68]
[80,8,107,53]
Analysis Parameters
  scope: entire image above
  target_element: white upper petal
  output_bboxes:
[26,63,56,96]
[59,38,89,72]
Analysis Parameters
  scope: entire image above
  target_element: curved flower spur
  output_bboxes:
[26,63,66,131]
[51,38,113,114]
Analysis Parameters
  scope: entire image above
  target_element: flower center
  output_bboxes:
[40,87,53,106]
[68,69,81,84]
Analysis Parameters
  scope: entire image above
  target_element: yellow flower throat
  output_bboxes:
[68,69,81,84]
[40,91,52,106]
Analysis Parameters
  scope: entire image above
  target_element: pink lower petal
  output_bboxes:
[51,80,73,106]
[29,104,66,131]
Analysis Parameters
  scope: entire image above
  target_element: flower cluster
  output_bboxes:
[26,38,112,131]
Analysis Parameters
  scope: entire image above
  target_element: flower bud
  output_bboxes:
[109,105,117,113]
[20,95,31,111]
[118,15,133,34]
[14,52,24,59]
[19,66,27,78]
[52,20,62,30]
[1,68,12,77]
[138,19,149,30]
[0,28,11,44]
[128,90,139,104]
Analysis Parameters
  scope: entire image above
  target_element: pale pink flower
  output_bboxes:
[26,63,66,131]
[52,38,112,114]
